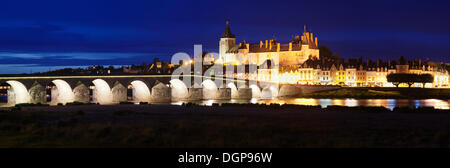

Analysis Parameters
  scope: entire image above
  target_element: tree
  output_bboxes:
[319,46,332,60]
[418,74,434,88]
[399,56,407,65]
[386,73,401,87]
[153,58,160,65]
[387,73,432,88]
[141,61,147,68]
[332,53,340,62]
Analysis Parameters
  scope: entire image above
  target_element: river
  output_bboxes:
[1,93,448,110]
[171,98,450,110]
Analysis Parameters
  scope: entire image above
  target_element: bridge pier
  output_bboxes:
[151,83,171,102]
[278,85,302,97]
[7,89,17,105]
[1,75,269,106]
[29,84,46,104]
[111,83,127,103]
[73,84,90,103]
[187,88,202,100]
[235,88,252,99]
[50,87,59,105]
[216,88,231,100]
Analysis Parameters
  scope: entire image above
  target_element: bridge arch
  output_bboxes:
[51,79,75,105]
[170,79,188,100]
[261,86,278,99]
[202,79,218,100]
[6,80,31,104]
[227,82,238,99]
[130,80,151,103]
[249,84,261,98]
[92,79,113,104]
[278,85,301,97]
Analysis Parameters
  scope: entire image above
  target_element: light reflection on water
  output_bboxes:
[172,98,450,110]
[1,95,448,110]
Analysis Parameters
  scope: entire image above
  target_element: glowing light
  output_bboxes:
[51,79,75,105]
[6,80,30,104]
[261,86,278,99]
[278,71,300,84]
[170,79,189,100]
[344,98,358,107]
[227,83,238,98]
[249,84,261,98]
[171,101,184,106]
[131,80,151,103]
[202,79,218,100]
[204,99,215,106]
[92,79,113,104]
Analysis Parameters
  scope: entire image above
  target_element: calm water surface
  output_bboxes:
[172,98,450,110]
[1,95,448,110]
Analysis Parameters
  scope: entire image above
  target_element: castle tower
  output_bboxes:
[219,20,236,63]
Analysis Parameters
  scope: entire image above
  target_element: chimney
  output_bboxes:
[315,37,318,47]
[260,41,263,48]
[269,40,272,50]
[277,43,280,52]
[265,40,268,48]
[289,42,292,51]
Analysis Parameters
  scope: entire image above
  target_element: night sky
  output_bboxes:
[1,0,449,73]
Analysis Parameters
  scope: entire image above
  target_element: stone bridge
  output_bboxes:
[0,75,339,106]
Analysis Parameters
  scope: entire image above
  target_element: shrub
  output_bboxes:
[119,101,133,105]
[182,102,194,107]
[66,101,85,106]
[15,103,49,108]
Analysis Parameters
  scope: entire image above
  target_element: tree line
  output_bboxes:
[386,73,434,88]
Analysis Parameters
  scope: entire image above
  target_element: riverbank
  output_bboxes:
[301,87,450,99]
[0,104,449,147]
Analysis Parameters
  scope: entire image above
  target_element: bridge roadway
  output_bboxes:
[0,74,339,106]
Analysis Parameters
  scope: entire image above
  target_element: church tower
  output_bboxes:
[219,20,236,62]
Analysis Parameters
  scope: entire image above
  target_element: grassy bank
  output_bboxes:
[301,87,450,99]
[0,104,449,148]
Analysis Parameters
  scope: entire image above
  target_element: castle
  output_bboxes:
[215,20,449,88]
[217,20,319,67]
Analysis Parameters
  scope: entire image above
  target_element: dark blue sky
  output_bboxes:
[1,0,449,73]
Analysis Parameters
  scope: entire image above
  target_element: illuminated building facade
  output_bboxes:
[217,20,319,67]
[215,20,448,88]
[270,59,449,88]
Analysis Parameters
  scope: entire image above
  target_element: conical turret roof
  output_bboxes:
[221,20,235,38]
